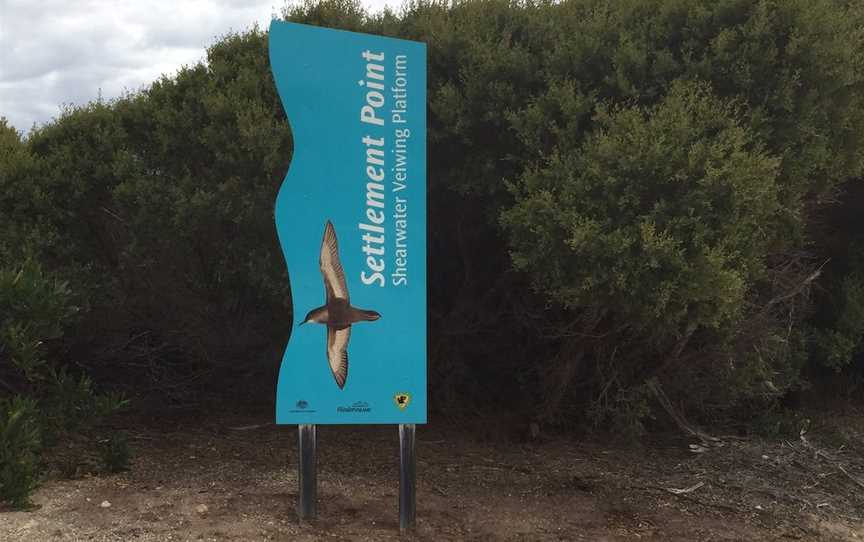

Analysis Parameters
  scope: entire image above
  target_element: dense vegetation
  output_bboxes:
[2,0,864,504]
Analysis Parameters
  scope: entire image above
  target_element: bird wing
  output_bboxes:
[320,221,349,302]
[326,325,350,389]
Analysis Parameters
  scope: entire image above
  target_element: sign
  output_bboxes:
[269,21,427,425]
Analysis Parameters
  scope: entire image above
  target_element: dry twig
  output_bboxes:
[837,466,864,491]
[227,423,273,431]
[648,379,723,448]
[664,481,706,495]
[797,429,864,492]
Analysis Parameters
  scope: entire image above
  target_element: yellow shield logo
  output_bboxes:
[394,393,411,410]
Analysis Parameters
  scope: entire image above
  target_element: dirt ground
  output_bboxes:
[1,411,863,541]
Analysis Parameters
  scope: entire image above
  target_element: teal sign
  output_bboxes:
[269,21,427,424]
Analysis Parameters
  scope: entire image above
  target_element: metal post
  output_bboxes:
[298,424,317,520]
[398,423,416,531]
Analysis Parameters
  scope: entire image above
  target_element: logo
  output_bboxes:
[289,399,314,413]
[394,393,411,410]
[337,401,371,413]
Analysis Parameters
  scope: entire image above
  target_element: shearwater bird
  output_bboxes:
[300,220,381,389]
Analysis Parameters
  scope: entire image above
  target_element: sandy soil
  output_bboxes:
[1,413,863,541]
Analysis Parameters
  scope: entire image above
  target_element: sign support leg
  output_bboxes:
[399,423,416,531]
[298,424,317,520]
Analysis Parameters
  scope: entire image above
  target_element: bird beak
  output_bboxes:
[298,321,306,327]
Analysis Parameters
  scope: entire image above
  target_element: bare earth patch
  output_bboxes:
[1,413,863,541]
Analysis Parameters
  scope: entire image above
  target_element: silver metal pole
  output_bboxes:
[398,423,416,531]
[298,424,317,520]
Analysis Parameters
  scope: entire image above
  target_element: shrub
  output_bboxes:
[0,261,126,505]
[0,262,78,383]
[3,0,863,436]
[0,397,41,509]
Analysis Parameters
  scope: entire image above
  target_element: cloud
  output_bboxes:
[0,0,399,134]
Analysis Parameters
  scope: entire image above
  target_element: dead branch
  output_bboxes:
[648,378,723,447]
[639,320,698,385]
[760,265,825,313]
[629,484,742,513]
[227,423,273,431]
[838,466,864,491]
[664,481,705,495]
[797,429,864,491]
[539,310,603,420]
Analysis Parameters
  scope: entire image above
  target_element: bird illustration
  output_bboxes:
[300,220,381,389]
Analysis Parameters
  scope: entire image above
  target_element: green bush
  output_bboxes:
[505,80,780,336]
[13,31,293,396]
[0,262,77,382]
[0,397,41,509]
[2,0,863,436]
[0,261,126,505]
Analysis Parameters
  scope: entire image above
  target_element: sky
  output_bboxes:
[0,0,396,135]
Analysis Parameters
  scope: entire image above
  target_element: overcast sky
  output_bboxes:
[0,0,396,135]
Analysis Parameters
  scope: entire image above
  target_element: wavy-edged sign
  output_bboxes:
[269,21,426,425]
